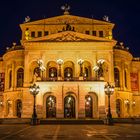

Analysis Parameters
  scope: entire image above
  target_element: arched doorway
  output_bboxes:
[16,99,22,118]
[116,99,122,117]
[85,95,93,118]
[46,96,56,118]
[64,95,75,118]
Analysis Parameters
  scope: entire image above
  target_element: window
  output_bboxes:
[34,67,40,77]
[99,31,103,37]
[44,31,49,36]
[9,70,12,88]
[114,68,120,87]
[64,67,73,80]
[31,31,35,37]
[49,67,57,79]
[92,31,96,36]
[0,73,5,91]
[84,67,89,80]
[124,70,127,88]
[38,31,42,37]
[17,68,24,87]
[85,31,90,35]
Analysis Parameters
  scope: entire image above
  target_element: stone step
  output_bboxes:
[0,118,31,124]
[40,119,104,125]
[0,118,105,125]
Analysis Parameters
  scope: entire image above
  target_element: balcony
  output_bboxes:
[36,76,102,82]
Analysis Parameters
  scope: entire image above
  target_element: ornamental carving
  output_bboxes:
[45,33,93,42]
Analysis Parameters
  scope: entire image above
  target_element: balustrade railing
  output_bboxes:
[36,76,99,82]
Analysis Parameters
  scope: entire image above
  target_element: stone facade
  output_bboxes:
[0,12,140,119]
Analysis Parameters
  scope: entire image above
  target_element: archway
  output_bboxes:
[16,99,22,118]
[64,95,75,118]
[63,61,74,80]
[64,67,73,80]
[46,96,56,118]
[83,61,91,80]
[85,95,93,118]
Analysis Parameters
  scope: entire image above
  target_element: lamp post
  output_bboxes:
[104,82,114,125]
[29,83,40,125]
[93,59,105,80]
[57,59,64,79]
[77,59,84,77]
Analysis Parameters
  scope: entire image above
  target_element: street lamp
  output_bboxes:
[77,59,84,77]
[29,83,40,125]
[93,59,105,80]
[57,59,64,78]
[104,82,114,125]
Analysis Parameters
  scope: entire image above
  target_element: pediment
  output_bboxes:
[21,14,114,27]
[27,31,116,43]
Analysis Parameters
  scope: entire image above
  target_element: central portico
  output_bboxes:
[29,81,106,119]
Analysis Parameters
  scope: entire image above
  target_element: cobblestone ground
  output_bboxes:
[0,124,140,140]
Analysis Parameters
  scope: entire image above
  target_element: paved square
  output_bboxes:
[0,124,140,140]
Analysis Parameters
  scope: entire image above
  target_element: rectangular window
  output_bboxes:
[85,31,90,35]
[44,31,49,36]
[31,31,35,37]
[0,73,5,91]
[99,31,104,37]
[92,31,96,36]
[38,31,42,37]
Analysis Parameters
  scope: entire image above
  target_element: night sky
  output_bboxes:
[0,0,140,57]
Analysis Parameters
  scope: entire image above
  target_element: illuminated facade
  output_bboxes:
[0,9,140,119]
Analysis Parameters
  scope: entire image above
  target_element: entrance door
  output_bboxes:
[85,95,93,118]
[46,96,56,118]
[64,95,75,118]
[16,99,22,118]
[116,99,122,117]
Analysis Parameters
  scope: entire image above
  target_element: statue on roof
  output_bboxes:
[61,4,70,15]
[24,16,30,23]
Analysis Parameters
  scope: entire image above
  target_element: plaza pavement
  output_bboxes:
[0,124,140,140]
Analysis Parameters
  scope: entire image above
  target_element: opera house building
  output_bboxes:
[0,8,140,120]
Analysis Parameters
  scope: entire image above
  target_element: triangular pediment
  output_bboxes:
[20,14,114,27]
[26,31,116,43]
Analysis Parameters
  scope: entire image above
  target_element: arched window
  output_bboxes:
[17,68,24,87]
[34,67,40,77]
[9,70,12,88]
[49,67,57,79]
[114,68,120,87]
[64,67,73,80]
[124,70,127,88]
[84,67,89,79]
